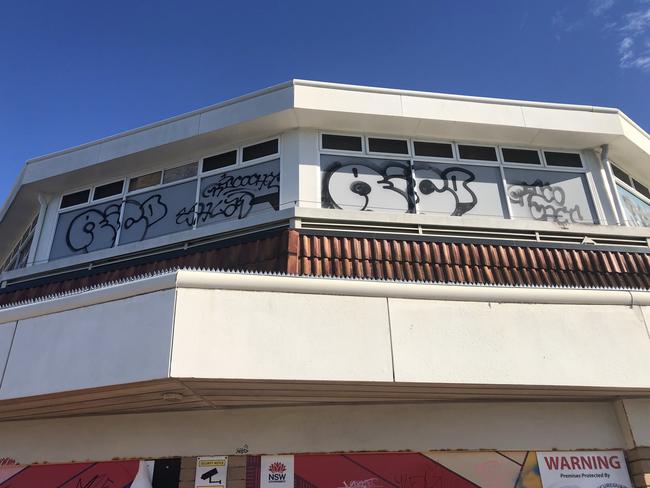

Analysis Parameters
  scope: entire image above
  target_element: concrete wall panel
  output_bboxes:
[0,290,175,399]
[390,299,650,387]
[171,289,393,381]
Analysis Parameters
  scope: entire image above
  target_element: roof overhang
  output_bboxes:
[2,80,649,256]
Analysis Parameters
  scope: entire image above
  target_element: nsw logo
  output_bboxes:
[268,462,287,483]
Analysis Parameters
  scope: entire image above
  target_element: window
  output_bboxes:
[162,162,198,184]
[129,172,162,192]
[502,148,541,165]
[413,141,454,159]
[611,164,631,185]
[203,150,237,172]
[2,217,37,272]
[632,179,650,199]
[368,138,409,155]
[242,139,278,162]
[320,132,596,225]
[93,181,124,201]
[322,134,362,152]
[49,137,282,261]
[505,168,594,224]
[610,162,650,226]
[458,145,498,162]
[60,189,90,209]
[544,151,582,168]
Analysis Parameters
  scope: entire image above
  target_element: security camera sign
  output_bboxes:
[195,456,228,488]
[537,451,632,488]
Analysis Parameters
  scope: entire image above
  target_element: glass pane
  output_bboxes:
[93,181,124,200]
[544,151,582,168]
[502,148,541,165]
[50,199,122,259]
[413,161,506,217]
[119,180,197,245]
[632,179,650,199]
[196,158,281,226]
[367,138,409,154]
[203,150,237,172]
[611,164,630,184]
[129,172,161,192]
[321,155,414,213]
[162,162,198,184]
[60,189,90,209]
[242,139,278,162]
[505,168,595,224]
[322,134,362,151]
[617,184,650,227]
[458,145,498,161]
[413,141,454,158]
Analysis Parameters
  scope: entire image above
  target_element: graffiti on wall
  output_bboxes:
[507,180,583,224]
[0,459,182,488]
[50,160,280,260]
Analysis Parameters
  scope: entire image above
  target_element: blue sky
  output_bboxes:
[1,0,650,201]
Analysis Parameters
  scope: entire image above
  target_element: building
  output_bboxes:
[0,80,650,488]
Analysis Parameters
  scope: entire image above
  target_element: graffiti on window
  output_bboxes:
[63,203,121,254]
[617,184,650,227]
[507,180,584,224]
[322,159,414,213]
[50,160,281,260]
[187,159,280,227]
[416,166,477,216]
[321,156,506,217]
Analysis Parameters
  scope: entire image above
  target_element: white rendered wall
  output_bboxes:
[0,289,175,400]
[171,287,650,388]
[0,401,626,464]
[171,288,394,381]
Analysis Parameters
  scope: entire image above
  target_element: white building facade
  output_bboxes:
[1,81,650,488]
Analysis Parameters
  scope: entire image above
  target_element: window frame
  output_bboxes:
[319,132,596,223]
[49,136,282,260]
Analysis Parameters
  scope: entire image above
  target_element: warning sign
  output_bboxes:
[195,456,228,488]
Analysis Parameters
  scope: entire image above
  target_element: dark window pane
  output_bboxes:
[242,139,278,161]
[322,134,362,151]
[611,164,631,184]
[544,151,583,168]
[129,172,161,192]
[368,138,409,154]
[60,189,90,209]
[502,148,541,165]
[458,145,498,161]
[413,141,454,158]
[93,181,124,200]
[203,150,237,172]
[633,179,650,199]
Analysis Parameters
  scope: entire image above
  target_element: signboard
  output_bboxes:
[537,451,632,488]
[196,456,228,488]
[260,455,294,488]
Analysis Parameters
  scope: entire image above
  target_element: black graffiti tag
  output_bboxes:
[508,179,583,224]
[65,204,121,253]
[322,162,414,212]
[417,166,478,216]
[123,194,169,240]
[176,169,280,226]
